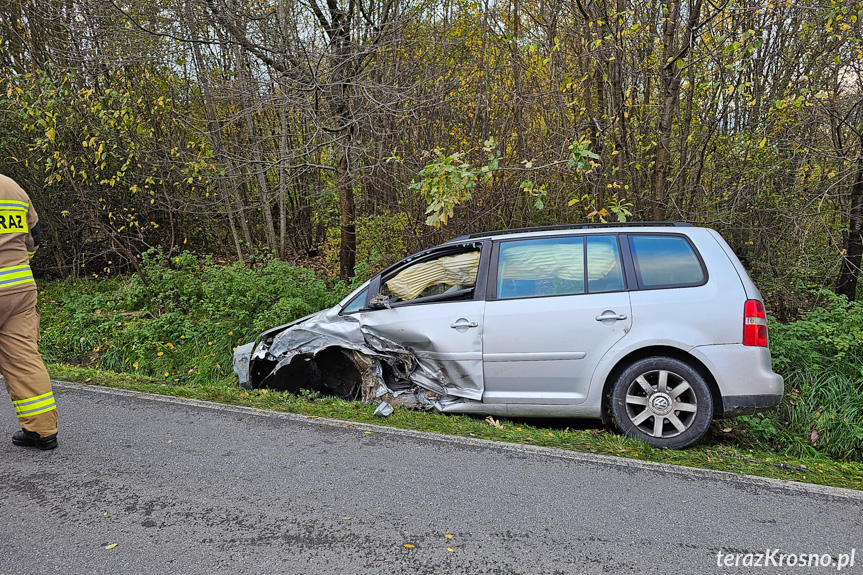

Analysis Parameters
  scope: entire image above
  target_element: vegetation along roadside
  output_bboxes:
[37,252,863,492]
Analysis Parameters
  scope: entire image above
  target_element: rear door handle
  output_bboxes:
[595,311,628,322]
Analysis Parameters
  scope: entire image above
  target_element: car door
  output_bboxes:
[358,243,488,400]
[482,234,632,404]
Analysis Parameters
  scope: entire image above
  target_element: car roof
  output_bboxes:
[446,222,695,243]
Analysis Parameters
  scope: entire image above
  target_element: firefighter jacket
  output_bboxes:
[0,174,40,293]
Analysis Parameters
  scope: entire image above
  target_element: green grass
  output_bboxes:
[739,371,863,462]
[47,363,863,492]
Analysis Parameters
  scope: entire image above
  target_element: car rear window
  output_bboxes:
[629,235,705,288]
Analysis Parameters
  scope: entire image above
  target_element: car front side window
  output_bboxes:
[341,288,368,314]
[380,249,481,305]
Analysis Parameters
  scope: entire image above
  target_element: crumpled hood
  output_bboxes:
[234,304,479,409]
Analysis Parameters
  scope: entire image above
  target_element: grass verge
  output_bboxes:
[47,363,863,492]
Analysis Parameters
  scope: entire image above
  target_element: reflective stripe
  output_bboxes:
[0,264,33,289]
[27,251,35,259]
[0,201,29,211]
[13,392,56,418]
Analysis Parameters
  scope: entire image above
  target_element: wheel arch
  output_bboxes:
[599,345,723,425]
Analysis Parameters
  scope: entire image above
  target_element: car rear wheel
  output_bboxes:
[610,357,713,449]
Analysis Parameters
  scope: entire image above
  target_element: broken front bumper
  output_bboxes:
[232,308,478,414]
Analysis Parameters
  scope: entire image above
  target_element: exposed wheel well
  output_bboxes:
[250,347,362,400]
[599,346,722,425]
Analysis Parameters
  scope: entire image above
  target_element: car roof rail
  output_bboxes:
[449,221,693,242]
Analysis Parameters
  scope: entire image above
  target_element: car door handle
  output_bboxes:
[595,312,628,322]
[450,319,479,329]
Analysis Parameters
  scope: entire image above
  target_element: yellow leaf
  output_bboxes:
[485,416,504,429]
[447,548,455,552]
[403,544,415,548]
[104,543,118,550]
[758,137,766,148]
[445,534,453,539]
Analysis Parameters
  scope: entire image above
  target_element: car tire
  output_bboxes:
[610,357,713,449]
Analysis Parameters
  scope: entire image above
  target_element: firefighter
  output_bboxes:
[0,174,57,450]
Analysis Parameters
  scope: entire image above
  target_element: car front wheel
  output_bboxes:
[610,357,713,449]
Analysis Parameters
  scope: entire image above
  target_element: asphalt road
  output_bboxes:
[1,382,861,575]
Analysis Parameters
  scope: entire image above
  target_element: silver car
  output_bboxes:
[234,223,783,448]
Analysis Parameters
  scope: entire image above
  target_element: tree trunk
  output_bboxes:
[338,142,356,281]
[236,45,277,253]
[186,5,245,260]
[836,156,863,300]
[279,101,289,259]
[651,0,703,221]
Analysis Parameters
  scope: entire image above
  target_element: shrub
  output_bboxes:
[39,251,350,386]
[769,289,863,377]
[739,289,863,462]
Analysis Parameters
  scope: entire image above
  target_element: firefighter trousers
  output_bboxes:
[0,289,57,436]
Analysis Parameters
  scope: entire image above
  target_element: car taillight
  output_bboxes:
[743,299,768,347]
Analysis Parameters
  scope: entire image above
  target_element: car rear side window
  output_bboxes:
[496,235,624,299]
[629,235,705,288]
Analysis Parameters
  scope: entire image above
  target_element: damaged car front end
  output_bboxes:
[233,241,489,412]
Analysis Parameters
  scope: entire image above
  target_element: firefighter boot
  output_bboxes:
[12,429,58,450]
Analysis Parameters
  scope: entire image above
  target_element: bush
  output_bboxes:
[39,251,351,386]
[737,289,863,462]
[769,289,863,377]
